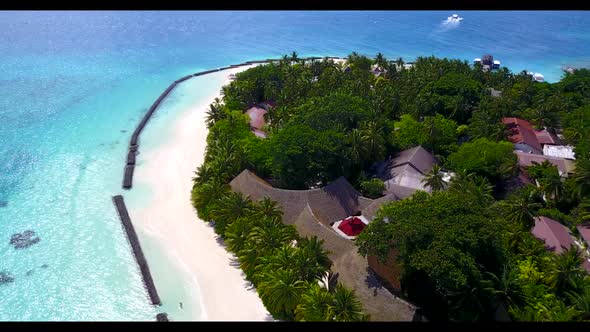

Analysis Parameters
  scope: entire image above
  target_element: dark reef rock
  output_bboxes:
[25,270,34,277]
[156,313,169,322]
[40,264,49,269]
[0,271,14,284]
[9,230,41,249]
[0,201,7,207]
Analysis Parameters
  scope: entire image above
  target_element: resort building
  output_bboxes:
[543,145,576,160]
[575,223,590,272]
[475,54,501,72]
[533,217,590,273]
[532,216,577,254]
[245,106,268,138]
[370,65,386,77]
[502,117,560,155]
[533,73,545,83]
[374,146,437,194]
[515,151,575,178]
[229,169,419,321]
[482,54,494,67]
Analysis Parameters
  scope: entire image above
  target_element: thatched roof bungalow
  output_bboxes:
[229,169,418,321]
[374,146,436,193]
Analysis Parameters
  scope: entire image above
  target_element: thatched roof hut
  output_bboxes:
[229,170,417,321]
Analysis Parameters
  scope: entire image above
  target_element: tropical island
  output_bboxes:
[191,52,590,321]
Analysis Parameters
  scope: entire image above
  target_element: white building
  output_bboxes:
[543,145,576,160]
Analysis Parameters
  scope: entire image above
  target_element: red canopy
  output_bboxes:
[338,217,366,236]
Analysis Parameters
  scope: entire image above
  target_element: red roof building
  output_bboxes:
[534,129,559,145]
[532,216,576,254]
[337,216,367,237]
[502,117,543,153]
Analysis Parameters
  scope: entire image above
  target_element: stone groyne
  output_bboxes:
[112,195,161,306]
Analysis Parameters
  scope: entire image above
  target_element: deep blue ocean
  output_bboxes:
[0,11,589,321]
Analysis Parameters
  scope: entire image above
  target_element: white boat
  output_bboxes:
[448,14,463,22]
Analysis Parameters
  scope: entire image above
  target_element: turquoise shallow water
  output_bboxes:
[0,11,589,321]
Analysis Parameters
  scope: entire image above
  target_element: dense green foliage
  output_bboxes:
[357,188,506,321]
[192,52,590,321]
[446,138,518,183]
[360,178,386,199]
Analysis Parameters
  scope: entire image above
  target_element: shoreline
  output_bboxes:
[128,65,270,321]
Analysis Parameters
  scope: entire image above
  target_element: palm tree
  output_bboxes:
[346,128,369,169]
[374,52,387,69]
[237,242,262,279]
[422,164,446,192]
[501,186,542,231]
[192,163,213,186]
[330,284,368,321]
[446,283,489,321]
[448,169,476,188]
[519,235,547,258]
[395,57,404,69]
[499,157,520,180]
[249,217,297,254]
[290,51,299,64]
[504,224,529,254]
[572,158,590,198]
[255,244,297,276]
[578,198,590,222]
[295,283,334,321]
[540,169,564,204]
[482,266,527,310]
[258,268,306,319]
[448,171,494,203]
[360,121,385,163]
[206,138,245,183]
[289,238,332,282]
[551,246,586,296]
[205,98,225,128]
[566,286,590,320]
[210,192,254,235]
[254,197,284,221]
[190,179,228,221]
[299,237,332,271]
[224,217,254,253]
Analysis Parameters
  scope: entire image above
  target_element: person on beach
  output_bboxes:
[179,302,183,309]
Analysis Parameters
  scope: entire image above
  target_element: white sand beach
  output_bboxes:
[128,65,270,321]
